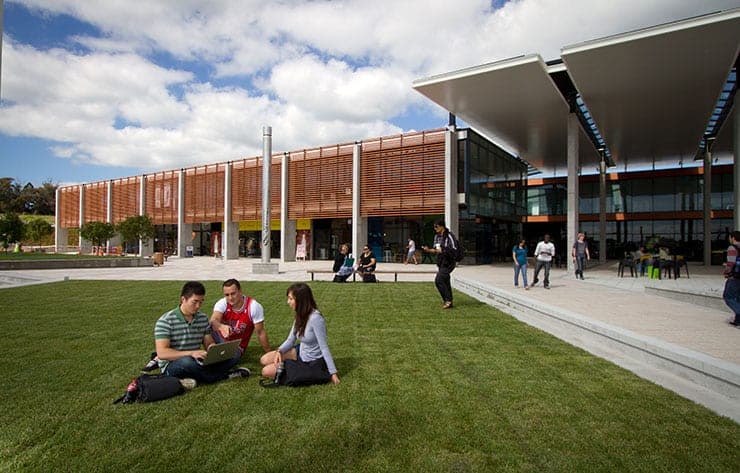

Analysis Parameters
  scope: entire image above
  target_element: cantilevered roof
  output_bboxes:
[412,8,740,175]
[413,54,599,175]
[561,8,740,169]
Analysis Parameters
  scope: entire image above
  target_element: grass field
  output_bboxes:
[0,280,738,472]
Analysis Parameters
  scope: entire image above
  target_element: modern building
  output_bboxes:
[56,8,739,268]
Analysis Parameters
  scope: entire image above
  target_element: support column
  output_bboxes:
[139,175,153,257]
[106,180,121,253]
[598,154,607,263]
[734,105,740,230]
[280,152,296,262]
[54,187,68,253]
[177,169,193,257]
[444,125,459,236]
[352,142,365,257]
[78,185,92,254]
[703,142,713,266]
[566,113,579,273]
[223,162,239,259]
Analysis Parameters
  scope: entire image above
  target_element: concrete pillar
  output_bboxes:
[54,187,68,253]
[703,145,713,266]
[598,155,607,263]
[78,185,93,254]
[177,169,193,257]
[566,113,579,273]
[734,104,740,230]
[280,152,296,262]
[351,142,365,257]
[223,162,239,259]
[139,175,153,257]
[445,126,459,236]
[106,180,121,253]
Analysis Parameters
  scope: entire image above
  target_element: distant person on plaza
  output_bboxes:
[356,244,377,282]
[512,239,529,289]
[405,237,418,265]
[531,234,555,289]
[152,281,250,386]
[260,283,340,385]
[210,278,272,358]
[332,243,354,282]
[722,231,740,328]
[633,245,647,276]
[422,220,457,309]
[571,232,591,280]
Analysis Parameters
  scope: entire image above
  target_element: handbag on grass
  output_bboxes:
[260,358,331,388]
[114,374,185,404]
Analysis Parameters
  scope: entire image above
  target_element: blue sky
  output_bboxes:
[1,0,737,187]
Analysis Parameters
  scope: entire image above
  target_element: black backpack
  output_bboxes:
[448,232,465,262]
[114,374,185,404]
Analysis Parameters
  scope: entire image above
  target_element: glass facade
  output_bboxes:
[458,129,528,263]
[525,168,734,261]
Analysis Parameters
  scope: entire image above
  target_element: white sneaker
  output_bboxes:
[179,378,197,390]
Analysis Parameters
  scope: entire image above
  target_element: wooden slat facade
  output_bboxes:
[58,186,80,228]
[231,157,282,221]
[82,182,107,223]
[184,164,226,224]
[288,143,354,219]
[111,177,140,224]
[360,129,446,217]
[145,171,178,225]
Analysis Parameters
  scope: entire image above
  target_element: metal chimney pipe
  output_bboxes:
[261,126,272,263]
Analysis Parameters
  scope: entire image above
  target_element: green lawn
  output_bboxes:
[0,281,738,472]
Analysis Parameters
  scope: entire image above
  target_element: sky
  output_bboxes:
[1,0,738,187]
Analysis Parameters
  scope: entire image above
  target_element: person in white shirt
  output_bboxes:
[531,234,555,289]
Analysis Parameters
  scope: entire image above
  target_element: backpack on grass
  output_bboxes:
[113,374,185,404]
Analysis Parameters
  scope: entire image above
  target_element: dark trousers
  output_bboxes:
[575,255,586,276]
[723,278,740,324]
[163,355,238,384]
[532,260,551,287]
[435,265,454,302]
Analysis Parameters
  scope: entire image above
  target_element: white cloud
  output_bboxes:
[3,0,738,179]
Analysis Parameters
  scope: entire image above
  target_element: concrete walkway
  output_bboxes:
[1,256,738,421]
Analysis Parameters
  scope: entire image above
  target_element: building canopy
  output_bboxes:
[413,8,740,176]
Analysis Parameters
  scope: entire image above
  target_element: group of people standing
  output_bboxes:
[149,278,340,390]
[512,233,591,289]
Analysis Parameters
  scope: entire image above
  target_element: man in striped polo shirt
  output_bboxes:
[154,281,250,385]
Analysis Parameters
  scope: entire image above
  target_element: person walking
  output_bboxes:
[422,220,457,309]
[512,239,529,289]
[572,232,591,280]
[531,234,555,289]
[405,237,418,265]
[722,231,740,327]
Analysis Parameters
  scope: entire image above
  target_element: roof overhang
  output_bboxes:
[413,8,740,175]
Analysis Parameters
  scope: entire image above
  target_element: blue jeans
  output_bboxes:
[163,354,239,384]
[723,278,740,323]
[514,263,528,286]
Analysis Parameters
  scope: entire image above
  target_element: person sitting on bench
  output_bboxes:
[356,245,377,282]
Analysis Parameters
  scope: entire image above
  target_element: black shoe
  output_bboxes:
[579,275,584,280]
[531,280,538,287]
[730,320,740,327]
[141,352,159,372]
[544,285,550,289]
[228,367,251,379]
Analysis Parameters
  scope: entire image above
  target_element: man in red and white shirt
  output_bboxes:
[210,279,272,358]
[723,232,740,328]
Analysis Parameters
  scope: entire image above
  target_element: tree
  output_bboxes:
[0,213,26,252]
[25,218,54,246]
[0,178,22,213]
[79,221,116,252]
[116,215,156,255]
[19,181,57,215]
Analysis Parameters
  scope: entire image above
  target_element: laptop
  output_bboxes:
[199,339,241,365]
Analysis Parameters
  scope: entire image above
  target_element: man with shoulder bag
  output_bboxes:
[722,231,740,328]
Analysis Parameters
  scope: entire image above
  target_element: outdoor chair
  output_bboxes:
[618,256,636,277]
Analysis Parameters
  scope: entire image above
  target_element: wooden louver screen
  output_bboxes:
[111,177,140,224]
[145,171,178,225]
[184,164,226,224]
[231,157,282,222]
[82,182,107,223]
[58,186,80,228]
[360,129,446,217]
[288,144,354,219]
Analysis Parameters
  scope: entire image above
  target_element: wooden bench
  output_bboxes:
[307,269,437,282]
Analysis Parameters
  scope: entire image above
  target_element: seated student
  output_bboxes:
[210,278,272,359]
[355,244,377,282]
[153,281,250,386]
[332,244,354,282]
[260,283,340,385]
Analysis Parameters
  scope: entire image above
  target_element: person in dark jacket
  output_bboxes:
[332,244,353,282]
[422,220,457,309]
